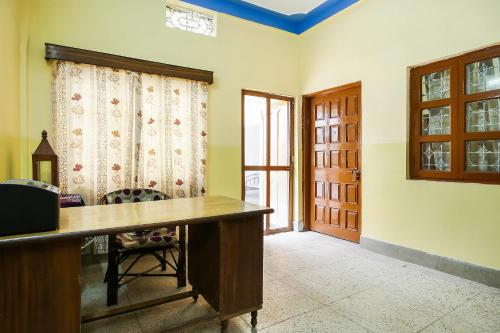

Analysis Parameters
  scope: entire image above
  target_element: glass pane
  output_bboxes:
[270,99,290,166]
[244,95,267,166]
[165,5,216,37]
[466,140,500,172]
[466,98,500,132]
[466,56,500,94]
[269,171,290,230]
[421,142,451,171]
[244,171,267,206]
[39,161,53,185]
[421,69,450,101]
[421,106,451,135]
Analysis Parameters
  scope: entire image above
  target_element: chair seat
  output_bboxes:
[117,228,177,249]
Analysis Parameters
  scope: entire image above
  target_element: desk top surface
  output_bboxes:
[0,196,272,245]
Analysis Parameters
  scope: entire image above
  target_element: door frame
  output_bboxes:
[241,89,295,235]
[301,81,362,235]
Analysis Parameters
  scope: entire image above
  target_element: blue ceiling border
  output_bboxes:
[181,0,359,34]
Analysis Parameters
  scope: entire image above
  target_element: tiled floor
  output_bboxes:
[81,231,500,333]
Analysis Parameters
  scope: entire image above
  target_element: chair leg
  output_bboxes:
[176,245,186,288]
[161,249,167,271]
[177,232,187,287]
[192,288,199,302]
[107,243,119,306]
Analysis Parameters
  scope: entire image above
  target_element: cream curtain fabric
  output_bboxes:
[52,61,208,251]
[53,60,208,204]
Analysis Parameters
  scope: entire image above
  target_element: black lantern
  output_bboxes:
[32,130,59,186]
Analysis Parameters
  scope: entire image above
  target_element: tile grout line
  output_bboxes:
[414,291,482,333]
[259,267,408,332]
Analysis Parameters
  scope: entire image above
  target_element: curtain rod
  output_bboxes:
[45,43,214,84]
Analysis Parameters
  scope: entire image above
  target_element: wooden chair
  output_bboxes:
[100,189,187,306]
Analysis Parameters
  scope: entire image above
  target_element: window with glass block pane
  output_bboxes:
[410,44,500,183]
[165,4,216,37]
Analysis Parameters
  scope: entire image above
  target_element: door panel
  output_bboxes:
[242,90,294,234]
[310,84,361,242]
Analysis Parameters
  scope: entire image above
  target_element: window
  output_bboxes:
[410,44,500,183]
[165,4,216,37]
[242,90,294,234]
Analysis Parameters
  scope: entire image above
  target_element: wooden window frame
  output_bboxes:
[241,89,295,234]
[410,44,500,184]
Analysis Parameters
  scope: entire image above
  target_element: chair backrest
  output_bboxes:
[99,189,172,205]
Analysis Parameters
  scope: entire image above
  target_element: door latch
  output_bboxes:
[351,170,361,181]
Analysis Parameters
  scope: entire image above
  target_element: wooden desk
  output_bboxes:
[0,196,272,333]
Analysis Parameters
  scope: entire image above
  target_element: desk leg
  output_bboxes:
[0,238,81,333]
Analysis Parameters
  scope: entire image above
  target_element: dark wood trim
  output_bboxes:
[241,90,295,234]
[82,291,195,323]
[45,43,214,84]
[303,81,361,98]
[301,96,312,231]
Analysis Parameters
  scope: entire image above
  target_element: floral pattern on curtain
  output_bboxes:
[52,60,208,253]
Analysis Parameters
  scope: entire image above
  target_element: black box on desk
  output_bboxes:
[0,179,60,236]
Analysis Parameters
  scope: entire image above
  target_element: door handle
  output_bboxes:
[351,170,361,181]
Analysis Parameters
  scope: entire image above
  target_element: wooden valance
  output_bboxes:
[45,43,214,84]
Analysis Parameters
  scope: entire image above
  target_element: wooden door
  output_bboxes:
[310,84,361,242]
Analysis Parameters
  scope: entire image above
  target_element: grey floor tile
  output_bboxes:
[377,271,479,315]
[184,316,252,333]
[331,286,441,333]
[80,232,500,333]
[241,280,323,330]
[448,289,500,331]
[135,297,215,333]
[82,313,142,333]
[281,265,376,304]
[260,306,370,333]
[420,315,490,333]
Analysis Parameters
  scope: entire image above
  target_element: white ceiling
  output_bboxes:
[242,0,327,15]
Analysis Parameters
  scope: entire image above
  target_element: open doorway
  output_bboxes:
[241,90,294,234]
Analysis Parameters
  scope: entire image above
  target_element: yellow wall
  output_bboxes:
[299,0,500,269]
[11,0,500,269]
[20,0,300,200]
[0,0,21,180]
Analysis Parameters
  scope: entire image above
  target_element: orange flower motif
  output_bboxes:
[174,119,181,126]
[111,130,120,137]
[175,179,184,186]
[174,89,180,95]
[112,164,121,171]
[73,164,83,172]
[174,149,182,155]
[201,159,206,165]
[137,111,142,118]
[148,180,157,188]
[147,86,154,93]
[111,98,120,105]
[72,128,82,136]
[201,188,206,194]
[201,102,206,109]
[201,131,207,137]
[148,149,156,155]
[71,93,82,101]
[148,118,155,125]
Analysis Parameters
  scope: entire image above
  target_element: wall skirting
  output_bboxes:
[361,236,500,289]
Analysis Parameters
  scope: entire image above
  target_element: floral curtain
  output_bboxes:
[52,60,208,252]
